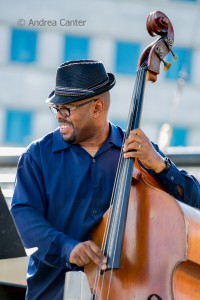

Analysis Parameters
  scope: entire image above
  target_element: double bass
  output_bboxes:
[71,11,200,300]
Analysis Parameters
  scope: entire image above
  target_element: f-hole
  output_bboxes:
[147,294,162,300]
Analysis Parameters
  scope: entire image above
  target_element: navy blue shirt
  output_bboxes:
[11,123,200,299]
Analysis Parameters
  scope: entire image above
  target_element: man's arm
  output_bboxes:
[123,128,200,208]
[11,151,79,268]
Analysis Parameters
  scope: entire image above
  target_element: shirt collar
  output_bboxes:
[52,128,71,152]
[52,123,124,153]
[107,122,124,148]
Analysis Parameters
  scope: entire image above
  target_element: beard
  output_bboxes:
[62,131,77,144]
[59,120,77,144]
[59,116,96,145]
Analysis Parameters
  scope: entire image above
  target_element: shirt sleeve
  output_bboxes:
[10,149,79,269]
[145,143,200,209]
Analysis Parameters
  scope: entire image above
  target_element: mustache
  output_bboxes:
[58,120,73,126]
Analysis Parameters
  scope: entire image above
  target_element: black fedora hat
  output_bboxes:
[46,59,116,105]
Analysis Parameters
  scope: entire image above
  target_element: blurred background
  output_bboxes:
[0,0,200,203]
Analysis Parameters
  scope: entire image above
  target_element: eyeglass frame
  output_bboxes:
[49,98,98,118]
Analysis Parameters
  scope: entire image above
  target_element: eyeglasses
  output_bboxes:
[49,98,98,118]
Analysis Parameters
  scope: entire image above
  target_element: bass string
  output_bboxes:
[103,67,147,300]
[91,65,148,299]
[91,67,146,300]
[100,68,143,252]
[90,142,131,297]
[91,69,142,283]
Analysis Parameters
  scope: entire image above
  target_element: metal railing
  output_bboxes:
[0,146,200,206]
[0,147,25,206]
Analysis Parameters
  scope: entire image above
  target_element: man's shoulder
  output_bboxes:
[115,125,125,139]
[25,128,59,156]
[108,123,126,148]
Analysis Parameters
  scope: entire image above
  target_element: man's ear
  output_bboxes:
[95,99,104,111]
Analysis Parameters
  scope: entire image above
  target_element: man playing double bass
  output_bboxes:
[11,60,200,300]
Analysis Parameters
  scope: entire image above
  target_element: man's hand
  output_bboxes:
[69,241,107,270]
[123,128,166,173]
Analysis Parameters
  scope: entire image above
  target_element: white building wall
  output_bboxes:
[0,0,199,145]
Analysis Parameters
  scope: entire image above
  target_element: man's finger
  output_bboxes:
[85,242,107,269]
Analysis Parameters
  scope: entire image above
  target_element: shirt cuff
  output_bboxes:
[61,239,80,270]
[147,161,183,200]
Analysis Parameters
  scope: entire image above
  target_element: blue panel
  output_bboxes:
[115,41,140,75]
[110,119,127,131]
[170,127,188,146]
[172,0,197,2]
[4,110,32,146]
[165,47,193,81]
[10,28,38,63]
[64,35,89,61]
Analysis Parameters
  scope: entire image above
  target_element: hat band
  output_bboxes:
[55,77,110,96]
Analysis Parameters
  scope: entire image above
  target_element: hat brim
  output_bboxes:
[46,73,115,105]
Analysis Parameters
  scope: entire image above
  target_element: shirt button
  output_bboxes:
[92,158,96,163]
[91,208,98,215]
[170,176,174,181]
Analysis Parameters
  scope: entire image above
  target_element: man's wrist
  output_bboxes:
[154,157,172,175]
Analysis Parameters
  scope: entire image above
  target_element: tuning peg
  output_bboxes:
[159,56,172,71]
[170,50,178,61]
[155,47,172,71]
[163,61,172,71]
[164,37,178,61]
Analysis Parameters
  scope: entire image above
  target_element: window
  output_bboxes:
[170,127,188,146]
[10,28,38,63]
[4,109,33,146]
[64,35,90,61]
[115,41,140,75]
[165,47,193,81]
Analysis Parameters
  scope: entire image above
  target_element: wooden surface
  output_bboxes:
[85,171,200,299]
